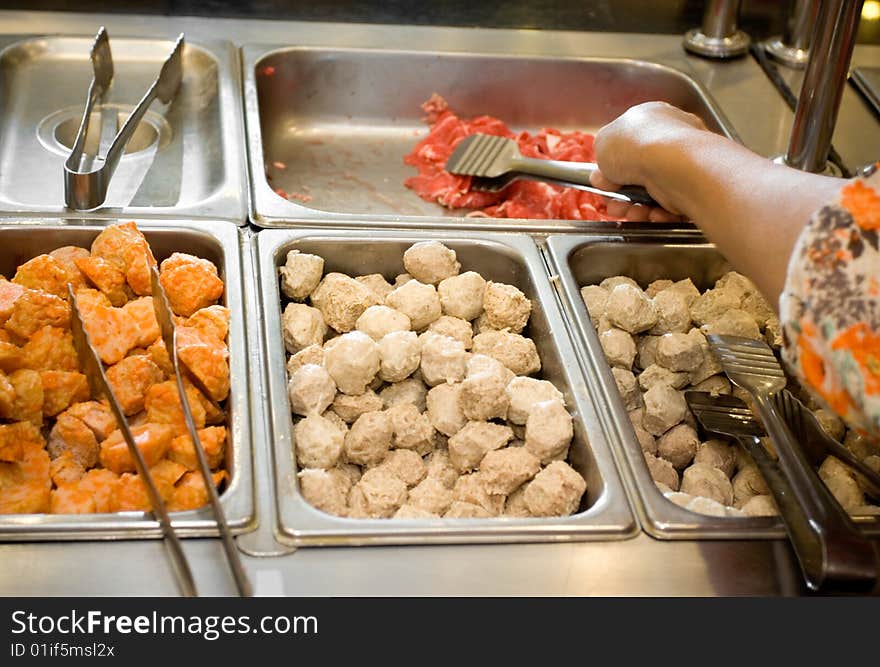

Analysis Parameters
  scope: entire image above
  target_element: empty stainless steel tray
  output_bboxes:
[243,45,736,230]
[0,35,246,222]
[0,219,254,540]
[257,228,636,545]
[545,233,880,540]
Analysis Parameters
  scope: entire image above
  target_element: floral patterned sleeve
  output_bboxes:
[779,164,880,439]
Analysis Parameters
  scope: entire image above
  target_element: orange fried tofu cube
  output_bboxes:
[74,287,112,311]
[0,418,25,463]
[0,279,26,326]
[48,246,90,290]
[4,369,44,425]
[59,401,117,442]
[168,426,227,471]
[99,422,174,474]
[167,470,226,512]
[90,222,157,296]
[50,484,97,514]
[80,302,140,365]
[147,338,173,377]
[20,438,51,489]
[144,381,206,435]
[0,370,15,421]
[48,414,99,469]
[110,473,152,512]
[49,451,86,487]
[12,253,74,299]
[105,355,164,415]
[21,326,79,372]
[122,296,161,348]
[0,340,23,372]
[4,288,70,339]
[40,370,90,416]
[159,253,224,317]
[75,255,130,307]
[187,305,230,342]
[176,326,230,402]
[151,458,188,501]
[78,468,119,513]
[0,481,50,514]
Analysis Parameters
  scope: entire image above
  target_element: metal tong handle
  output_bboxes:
[68,285,197,597]
[753,393,877,591]
[150,266,252,597]
[64,32,185,210]
[506,155,657,206]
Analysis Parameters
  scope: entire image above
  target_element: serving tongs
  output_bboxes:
[445,133,658,206]
[64,27,184,210]
[149,266,252,597]
[706,334,878,592]
[69,284,197,597]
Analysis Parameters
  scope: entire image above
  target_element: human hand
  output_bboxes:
[589,101,708,222]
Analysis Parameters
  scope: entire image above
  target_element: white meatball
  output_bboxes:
[636,335,661,370]
[644,452,680,490]
[386,279,442,331]
[813,409,845,442]
[480,447,541,495]
[387,403,435,455]
[700,308,761,341]
[599,276,639,291]
[645,279,674,298]
[425,448,459,489]
[667,278,701,306]
[331,389,383,423]
[403,241,460,285]
[460,372,509,421]
[448,421,513,473]
[394,273,413,288]
[355,305,411,341]
[715,271,757,301]
[580,285,609,327]
[680,463,734,506]
[741,494,779,517]
[633,424,657,455]
[376,449,427,488]
[347,468,408,518]
[523,461,587,517]
[690,374,731,397]
[281,303,327,354]
[844,430,880,459]
[444,501,493,519]
[657,423,699,470]
[452,472,504,515]
[286,344,324,377]
[419,333,467,386]
[819,456,864,511]
[505,376,564,425]
[482,281,532,333]
[686,328,723,384]
[295,414,344,469]
[685,496,729,517]
[438,271,485,321]
[288,364,336,416]
[427,315,473,349]
[741,291,775,329]
[310,272,380,333]
[663,490,693,508]
[733,465,770,507]
[466,354,515,385]
[426,382,467,436]
[642,384,687,436]
[355,273,394,302]
[598,328,636,369]
[343,410,392,466]
[656,332,704,372]
[323,331,380,395]
[637,364,690,392]
[690,287,741,327]
[764,316,783,348]
[379,378,427,412]
[503,485,532,517]
[472,330,541,376]
[279,250,324,301]
[408,477,454,515]
[649,289,691,334]
[394,505,439,519]
[377,330,420,383]
[693,439,737,478]
[524,399,573,464]
[611,367,640,410]
[472,312,497,335]
[297,468,347,516]
[322,409,350,437]
[605,283,658,334]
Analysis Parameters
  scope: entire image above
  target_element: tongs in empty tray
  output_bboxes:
[64,27,184,210]
[445,133,658,206]
[706,334,878,592]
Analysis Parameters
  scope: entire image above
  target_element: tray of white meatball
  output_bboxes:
[546,234,880,540]
[256,230,636,545]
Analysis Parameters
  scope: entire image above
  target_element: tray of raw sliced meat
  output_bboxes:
[0,220,253,540]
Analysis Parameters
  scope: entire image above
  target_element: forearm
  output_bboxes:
[644,130,845,306]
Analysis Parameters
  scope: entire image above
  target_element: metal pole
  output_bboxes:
[785,0,863,173]
[764,0,821,68]
[683,0,750,59]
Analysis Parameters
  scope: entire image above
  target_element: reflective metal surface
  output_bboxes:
[545,233,880,540]
[244,46,736,229]
[0,35,247,222]
[0,220,255,540]
[683,0,750,59]
[258,229,636,545]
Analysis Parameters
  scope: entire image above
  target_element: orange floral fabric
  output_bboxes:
[780,165,880,438]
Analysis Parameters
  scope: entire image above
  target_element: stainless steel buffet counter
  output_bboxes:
[0,9,878,596]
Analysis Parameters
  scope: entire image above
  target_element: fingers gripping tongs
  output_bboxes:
[64,27,184,211]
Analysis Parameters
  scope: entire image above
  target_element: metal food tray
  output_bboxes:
[545,233,880,540]
[0,34,247,223]
[0,220,254,540]
[242,44,736,231]
[257,228,637,546]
